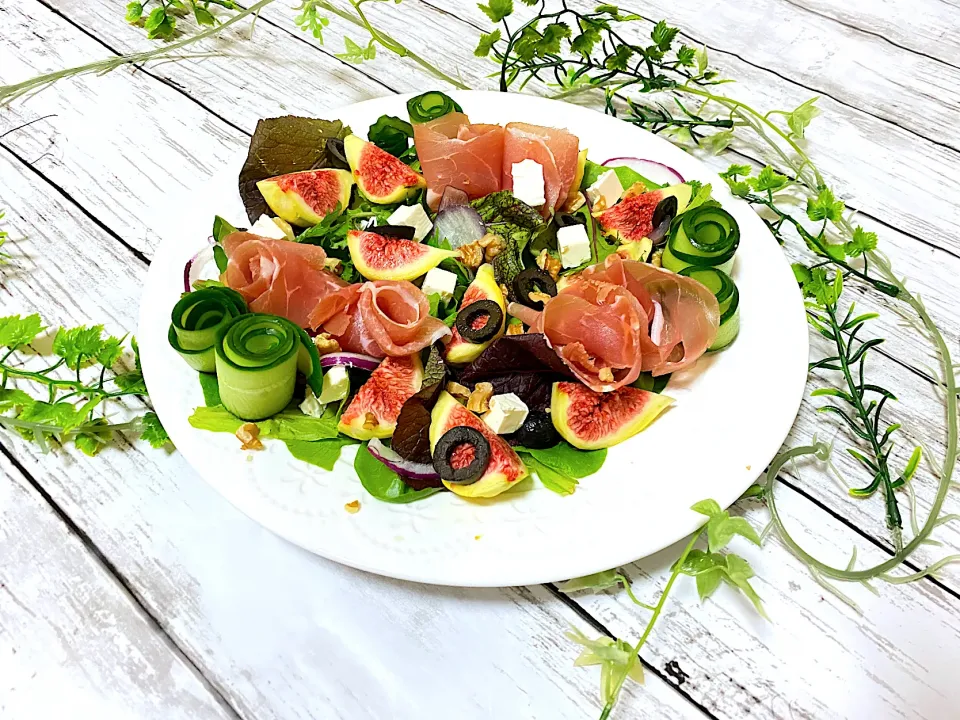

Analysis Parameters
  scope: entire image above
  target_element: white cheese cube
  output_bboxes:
[318,365,350,404]
[511,159,546,208]
[360,216,378,230]
[421,267,458,302]
[557,224,592,269]
[585,170,623,211]
[387,203,433,241]
[299,388,326,418]
[483,393,529,435]
[250,214,288,240]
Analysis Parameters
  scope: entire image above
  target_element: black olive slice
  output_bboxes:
[326,137,348,167]
[513,267,558,309]
[455,299,503,343]
[652,195,679,230]
[511,411,560,449]
[374,224,417,241]
[433,426,491,485]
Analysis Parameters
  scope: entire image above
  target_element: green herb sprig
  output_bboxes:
[558,498,765,718]
[0,315,170,455]
[125,0,240,40]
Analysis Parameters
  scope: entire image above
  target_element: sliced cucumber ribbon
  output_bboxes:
[407,91,463,124]
[662,205,740,274]
[168,287,247,373]
[214,313,324,421]
[678,267,740,350]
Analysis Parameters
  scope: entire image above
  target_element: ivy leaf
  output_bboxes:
[571,28,601,57]
[140,411,172,449]
[801,267,840,306]
[144,6,176,39]
[844,226,878,257]
[95,336,125,368]
[18,401,79,430]
[723,553,767,618]
[650,20,679,51]
[806,186,845,223]
[556,569,622,593]
[675,45,696,67]
[703,129,733,155]
[53,325,106,368]
[565,627,644,695]
[74,419,111,457]
[720,164,752,179]
[0,314,44,350]
[691,498,722,518]
[538,22,572,54]
[786,97,820,139]
[0,388,34,413]
[337,36,376,63]
[193,4,216,26]
[694,45,709,75]
[475,29,501,57]
[752,166,789,193]
[478,0,513,23]
[710,516,762,551]
[125,1,144,22]
[605,44,634,71]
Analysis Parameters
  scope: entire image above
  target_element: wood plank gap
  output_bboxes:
[545,582,722,718]
[0,137,152,266]
[779,0,960,72]
[0,439,245,720]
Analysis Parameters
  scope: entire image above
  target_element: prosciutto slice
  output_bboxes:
[308,280,451,357]
[221,232,347,328]
[501,122,580,216]
[511,255,719,390]
[413,112,504,210]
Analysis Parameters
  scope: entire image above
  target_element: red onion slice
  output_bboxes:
[318,352,382,371]
[432,205,486,249]
[183,245,217,293]
[368,438,441,481]
[602,157,685,186]
[438,185,470,211]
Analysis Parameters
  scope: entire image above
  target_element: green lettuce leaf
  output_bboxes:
[354,441,442,503]
[285,437,359,471]
[188,404,340,441]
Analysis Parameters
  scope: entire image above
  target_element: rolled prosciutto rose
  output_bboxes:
[509,255,719,391]
[308,280,451,357]
[221,232,347,328]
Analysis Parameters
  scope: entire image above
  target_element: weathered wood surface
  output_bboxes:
[2,0,960,718]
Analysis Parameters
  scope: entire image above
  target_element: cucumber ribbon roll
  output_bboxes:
[168,286,247,373]
[215,313,323,421]
[678,267,740,350]
[406,91,463,124]
[662,204,740,275]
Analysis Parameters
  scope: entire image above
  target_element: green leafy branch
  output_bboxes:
[558,499,765,718]
[0,314,169,455]
[125,0,240,40]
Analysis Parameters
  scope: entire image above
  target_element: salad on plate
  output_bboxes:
[168,90,742,504]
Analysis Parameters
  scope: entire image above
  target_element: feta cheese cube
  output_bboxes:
[387,203,433,241]
[420,267,458,302]
[250,214,288,240]
[557,224,592,269]
[318,365,350,404]
[299,388,326,418]
[483,393,529,435]
[511,159,546,208]
[585,170,623,212]
[360,216,378,231]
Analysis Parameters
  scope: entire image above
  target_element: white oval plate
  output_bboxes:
[139,91,807,587]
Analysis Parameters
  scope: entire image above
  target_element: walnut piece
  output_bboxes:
[362,412,379,431]
[467,382,494,414]
[478,233,506,262]
[536,249,561,280]
[506,320,524,336]
[598,368,615,383]
[446,381,472,403]
[313,332,341,355]
[324,258,344,276]
[458,241,484,269]
[562,191,586,213]
[528,290,553,305]
[236,422,263,451]
[651,248,664,268]
[344,500,361,514]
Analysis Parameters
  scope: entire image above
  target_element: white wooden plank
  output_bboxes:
[0,454,235,720]
[0,146,706,720]
[570,492,960,720]
[745,0,960,69]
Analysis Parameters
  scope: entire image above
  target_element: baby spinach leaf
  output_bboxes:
[189,404,340,441]
[285,437,359,471]
[354,443,442,503]
[198,373,221,407]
